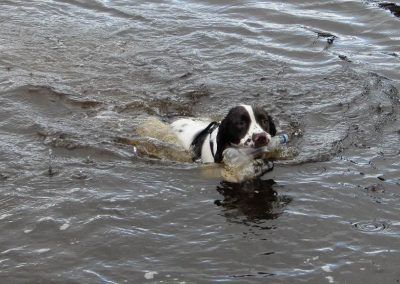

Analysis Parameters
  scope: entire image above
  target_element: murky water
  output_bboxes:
[1,0,400,283]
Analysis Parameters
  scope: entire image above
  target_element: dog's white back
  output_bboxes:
[171,119,211,149]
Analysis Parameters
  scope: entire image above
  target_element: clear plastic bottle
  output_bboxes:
[246,134,289,158]
[267,134,289,149]
[221,134,289,183]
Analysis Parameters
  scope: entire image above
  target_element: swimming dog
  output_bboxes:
[171,105,277,163]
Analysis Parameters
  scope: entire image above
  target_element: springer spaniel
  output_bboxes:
[171,104,277,163]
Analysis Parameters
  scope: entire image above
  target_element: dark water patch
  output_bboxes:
[215,179,292,222]
[182,84,211,105]
[68,99,102,109]
[150,98,194,117]
[315,30,338,49]
[378,2,400,17]
[25,86,103,110]
[115,85,210,117]
[386,52,398,57]
[338,55,352,62]
[179,72,193,79]
[229,271,275,279]
[0,173,9,180]
[362,183,387,204]
[365,183,386,193]
[115,100,158,116]
[46,149,58,177]
[316,31,337,39]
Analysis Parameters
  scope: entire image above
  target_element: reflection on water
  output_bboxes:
[215,179,292,222]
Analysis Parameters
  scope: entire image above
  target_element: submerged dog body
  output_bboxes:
[171,105,277,163]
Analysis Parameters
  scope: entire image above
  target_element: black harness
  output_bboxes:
[190,121,219,162]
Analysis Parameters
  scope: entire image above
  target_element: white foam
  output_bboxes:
[0,214,12,220]
[322,264,333,272]
[326,276,334,283]
[144,271,158,280]
[34,248,51,253]
[59,223,70,231]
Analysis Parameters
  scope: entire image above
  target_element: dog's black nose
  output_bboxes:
[252,132,269,147]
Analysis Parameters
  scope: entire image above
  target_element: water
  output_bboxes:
[1,0,400,282]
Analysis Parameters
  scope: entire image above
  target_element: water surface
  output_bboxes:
[1,0,400,283]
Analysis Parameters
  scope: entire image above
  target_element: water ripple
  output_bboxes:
[352,220,390,233]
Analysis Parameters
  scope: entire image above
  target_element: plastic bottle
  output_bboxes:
[221,134,289,183]
[245,134,289,158]
[267,134,289,149]
[223,134,289,161]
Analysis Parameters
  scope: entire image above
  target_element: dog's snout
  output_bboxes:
[252,132,269,147]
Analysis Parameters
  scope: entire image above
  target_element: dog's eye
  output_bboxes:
[258,116,268,125]
[236,121,245,127]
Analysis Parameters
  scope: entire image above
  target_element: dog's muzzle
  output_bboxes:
[252,132,269,147]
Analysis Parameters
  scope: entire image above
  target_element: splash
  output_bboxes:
[118,117,193,162]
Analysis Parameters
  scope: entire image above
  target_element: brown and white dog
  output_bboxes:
[171,104,277,163]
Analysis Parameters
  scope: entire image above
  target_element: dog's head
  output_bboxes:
[215,105,276,162]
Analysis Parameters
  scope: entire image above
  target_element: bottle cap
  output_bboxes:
[279,134,289,144]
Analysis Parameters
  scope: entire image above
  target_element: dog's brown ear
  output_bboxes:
[268,115,277,136]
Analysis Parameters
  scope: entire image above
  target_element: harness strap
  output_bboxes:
[190,121,219,162]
